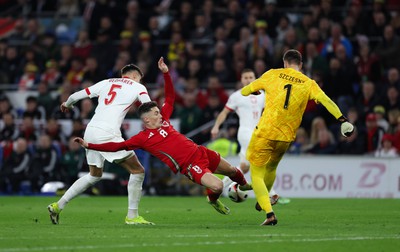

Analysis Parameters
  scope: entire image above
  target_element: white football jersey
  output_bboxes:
[225,89,264,139]
[85,78,150,131]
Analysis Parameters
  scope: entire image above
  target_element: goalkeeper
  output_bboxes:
[241,49,354,226]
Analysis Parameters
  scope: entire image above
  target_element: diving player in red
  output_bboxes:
[75,57,252,215]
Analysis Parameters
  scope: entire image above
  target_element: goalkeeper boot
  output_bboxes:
[125,216,155,225]
[238,183,252,191]
[207,197,230,215]
[47,202,61,225]
[260,212,278,226]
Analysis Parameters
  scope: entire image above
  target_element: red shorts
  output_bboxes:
[182,146,221,185]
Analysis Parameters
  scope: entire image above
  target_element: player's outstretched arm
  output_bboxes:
[211,108,230,139]
[158,57,169,73]
[61,89,90,113]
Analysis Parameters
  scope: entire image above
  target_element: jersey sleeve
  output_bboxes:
[64,89,89,107]
[241,70,272,96]
[161,72,174,120]
[225,92,237,111]
[87,135,143,152]
[310,80,343,119]
[138,84,151,103]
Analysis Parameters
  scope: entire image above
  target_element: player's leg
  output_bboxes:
[48,163,103,224]
[214,157,251,190]
[118,154,154,225]
[201,173,230,215]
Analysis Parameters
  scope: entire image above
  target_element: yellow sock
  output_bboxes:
[250,164,272,213]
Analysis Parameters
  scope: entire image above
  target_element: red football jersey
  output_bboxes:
[88,72,200,174]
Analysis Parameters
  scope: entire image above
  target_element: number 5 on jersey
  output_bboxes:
[105,84,122,105]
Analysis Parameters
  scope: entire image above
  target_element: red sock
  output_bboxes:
[229,168,247,186]
[206,188,220,202]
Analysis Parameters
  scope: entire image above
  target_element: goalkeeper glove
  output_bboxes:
[338,116,354,137]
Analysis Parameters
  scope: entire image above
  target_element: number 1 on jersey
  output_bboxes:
[283,84,292,109]
[105,84,122,105]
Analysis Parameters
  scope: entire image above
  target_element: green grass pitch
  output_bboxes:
[0,196,399,252]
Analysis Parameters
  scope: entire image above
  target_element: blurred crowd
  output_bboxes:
[0,0,400,195]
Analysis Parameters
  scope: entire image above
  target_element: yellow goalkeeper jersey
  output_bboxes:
[241,68,343,142]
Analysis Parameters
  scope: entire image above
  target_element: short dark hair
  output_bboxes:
[121,64,143,77]
[137,101,158,117]
[241,68,254,74]
[283,49,302,65]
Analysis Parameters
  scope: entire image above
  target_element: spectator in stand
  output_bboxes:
[373,105,389,132]
[295,12,314,42]
[18,63,39,90]
[190,13,213,42]
[37,82,55,118]
[0,138,30,194]
[0,46,20,84]
[374,25,400,69]
[275,16,292,46]
[177,92,202,135]
[82,57,105,83]
[251,20,274,61]
[72,30,92,60]
[381,85,400,113]
[321,23,353,60]
[253,59,267,78]
[307,128,337,155]
[28,134,60,193]
[167,32,187,72]
[354,42,381,84]
[365,113,385,154]
[183,59,205,83]
[22,96,46,121]
[65,57,84,89]
[262,0,280,39]
[0,96,17,119]
[40,60,63,87]
[44,118,68,147]
[90,29,118,73]
[355,81,381,120]
[287,127,311,155]
[392,114,400,152]
[303,42,328,78]
[18,115,39,143]
[0,113,19,142]
[118,30,138,61]
[375,134,398,157]
[204,74,228,105]
[387,109,400,134]
[197,94,224,144]
[309,117,335,146]
[365,11,387,40]
[173,1,195,40]
[61,136,86,187]
[318,17,332,42]
[57,44,73,75]
[384,68,400,91]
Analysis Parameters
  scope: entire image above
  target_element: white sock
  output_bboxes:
[127,173,144,219]
[58,174,102,209]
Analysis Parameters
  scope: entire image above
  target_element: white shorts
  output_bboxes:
[237,128,252,165]
[84,125,135,168]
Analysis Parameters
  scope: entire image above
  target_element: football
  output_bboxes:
[227,182,248,203]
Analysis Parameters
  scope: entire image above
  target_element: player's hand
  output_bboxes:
[158,57,169,73]
[341,122,354,137]
[74,137,88,148]
[211,127,219,139]
[60,102,72,113]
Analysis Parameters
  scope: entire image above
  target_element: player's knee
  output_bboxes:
[210,180,223,194]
